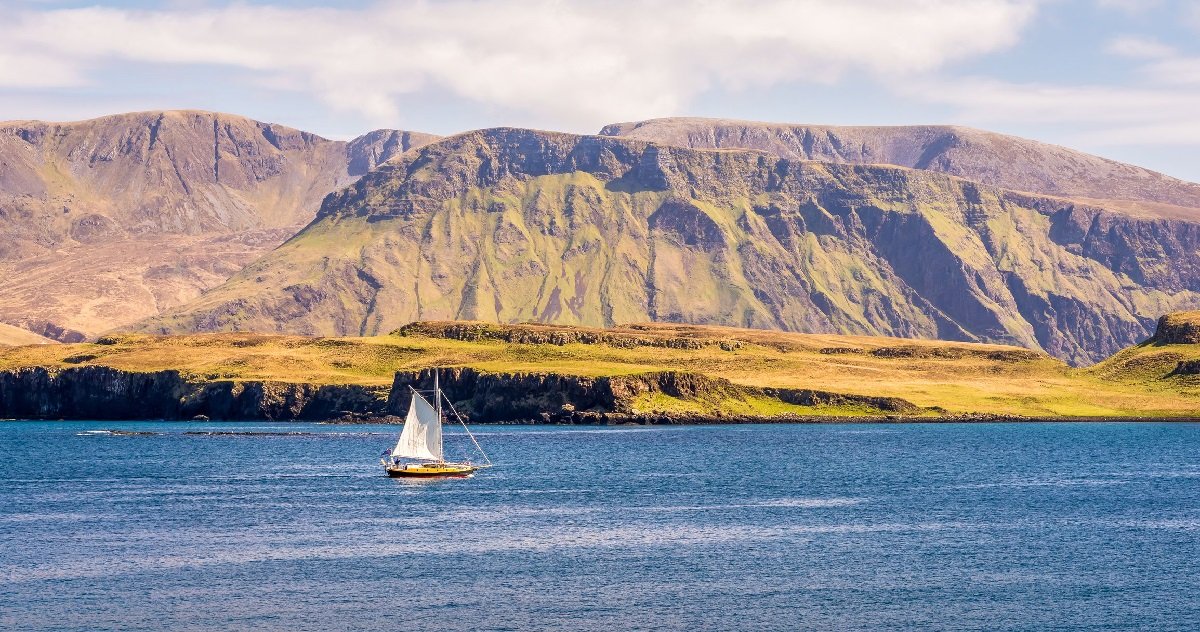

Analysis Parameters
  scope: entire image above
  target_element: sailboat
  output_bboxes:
[381,371,492,478]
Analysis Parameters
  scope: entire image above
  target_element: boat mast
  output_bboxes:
[434,369,442,421]
[434,369,443,462]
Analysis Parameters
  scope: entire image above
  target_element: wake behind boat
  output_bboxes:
[382,371,492,478]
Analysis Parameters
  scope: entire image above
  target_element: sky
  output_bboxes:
[0,0,1198,181]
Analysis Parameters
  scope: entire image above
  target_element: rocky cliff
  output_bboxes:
[392,367,915,423]
[0,111,438,340]
[140,128,1200,365]
[0,365,389,420]
[0,363,913,422]
[599,117,1200,211]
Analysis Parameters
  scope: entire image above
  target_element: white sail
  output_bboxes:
[392,391,443,461]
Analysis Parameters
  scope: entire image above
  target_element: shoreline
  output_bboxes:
[325,412,1200,425]
[3,354,1198,424]
[5,415,1199,425]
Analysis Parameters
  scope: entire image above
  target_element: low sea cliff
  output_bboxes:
[0,365,914,423]
[0,366,387,421]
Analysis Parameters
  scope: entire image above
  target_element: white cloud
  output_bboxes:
[895,24,1200,151]
[0,0,1039,128]
[1141,55,1200,85]
[1095,0,1162,13]
[0,51,82,88]
[1105,35,1200,85]
[1107,35,1174,58]
[904,77,1200,144]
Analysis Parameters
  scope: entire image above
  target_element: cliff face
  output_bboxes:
[0,111,438,340]
[141,128,1200,365]
[0,363,912,422]
[599,117,1200,210]
[391,367,915,423]
[347,129,442,176]
[0,365,389,420]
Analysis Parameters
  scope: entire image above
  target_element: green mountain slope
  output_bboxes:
[139,128,1200,365]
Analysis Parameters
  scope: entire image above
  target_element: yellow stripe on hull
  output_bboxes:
[385,462,478,478]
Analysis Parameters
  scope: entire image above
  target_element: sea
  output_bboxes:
[1,421,1198,631]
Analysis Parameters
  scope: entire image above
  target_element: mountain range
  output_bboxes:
[2,111,1198,365]
[0,110,437,340]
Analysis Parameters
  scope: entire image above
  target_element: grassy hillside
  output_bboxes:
[1088,311,1200,400]
[4,320,1198,418]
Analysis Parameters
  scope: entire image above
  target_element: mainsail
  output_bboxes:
[392,391,443,461]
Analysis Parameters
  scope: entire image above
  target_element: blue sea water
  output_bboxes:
[1,421,1198,631]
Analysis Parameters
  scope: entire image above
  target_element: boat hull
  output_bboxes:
[385,462,478,478]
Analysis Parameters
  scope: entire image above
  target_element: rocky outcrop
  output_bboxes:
[143,128,1200,365]
[1170,360,1200,376]
[867,345,1043,362]
[1151,312,1200,345]
[0,365,388,420]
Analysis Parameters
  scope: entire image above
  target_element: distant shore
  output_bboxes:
[3,320,1199,422]
[6,414,1198,425]
[324,413,1200,425]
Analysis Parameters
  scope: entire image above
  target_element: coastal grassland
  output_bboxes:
[1,320,1198,418]
[1086,312,1200,410]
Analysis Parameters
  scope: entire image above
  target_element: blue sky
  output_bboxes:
[1,0,1198,181]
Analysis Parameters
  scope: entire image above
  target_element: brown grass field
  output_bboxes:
[0,323,56,347]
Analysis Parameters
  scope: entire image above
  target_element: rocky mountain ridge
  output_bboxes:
[600,117,1200,213]
[139,127,1200,365]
